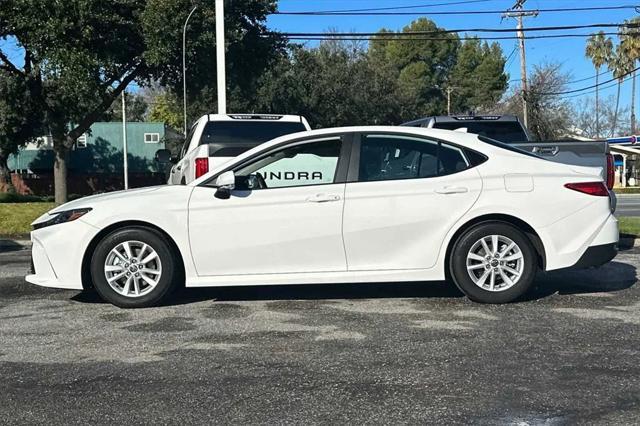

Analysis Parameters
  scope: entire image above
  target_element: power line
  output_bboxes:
[273,5,640,16]
[275,0,493,14]
[276,22,639,37]
[280,31,624,42]
[510,69,611,85]
[531,66,640,96]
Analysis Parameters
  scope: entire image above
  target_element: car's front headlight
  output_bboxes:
[33,208,92,230]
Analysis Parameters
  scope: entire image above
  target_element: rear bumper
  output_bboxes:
[570,243,618,269]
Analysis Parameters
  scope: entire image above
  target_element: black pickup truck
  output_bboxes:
[403,115,614,189]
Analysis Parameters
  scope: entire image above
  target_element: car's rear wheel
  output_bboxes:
[90,227,180,308]
[449,222,537,304]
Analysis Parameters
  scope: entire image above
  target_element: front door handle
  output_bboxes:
[306,193,341,203]
[435,186,468,194]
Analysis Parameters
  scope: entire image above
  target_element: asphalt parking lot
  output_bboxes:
[1,244,640,424]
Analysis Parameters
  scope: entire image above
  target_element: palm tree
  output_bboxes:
[621,18,640,134]
[586,32,614,138]
[608,44,635,137]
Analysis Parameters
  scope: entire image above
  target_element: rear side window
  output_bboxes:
[200,121,307,146]
[358,134,470,183]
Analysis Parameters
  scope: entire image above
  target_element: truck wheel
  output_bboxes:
[449,222,537,304]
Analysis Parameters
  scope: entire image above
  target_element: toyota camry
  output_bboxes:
[26,126,618,308]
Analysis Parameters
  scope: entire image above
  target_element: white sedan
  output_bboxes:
[26,126,618,308]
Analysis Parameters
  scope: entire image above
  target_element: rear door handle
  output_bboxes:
[435,186,468,194]
[306,193,341,203]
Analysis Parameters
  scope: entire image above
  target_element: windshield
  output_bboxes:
[434,121,528,144]
[200,121,308,146]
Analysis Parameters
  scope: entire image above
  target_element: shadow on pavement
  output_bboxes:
[72,259,637,306]
[0,240,28,253]
[524,260,637,301]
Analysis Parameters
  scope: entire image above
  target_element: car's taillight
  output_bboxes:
[564,182,609,197]
[195,158,209,179]
[606,153,615,189]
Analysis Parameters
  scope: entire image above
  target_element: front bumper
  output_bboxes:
[25,218,99,290]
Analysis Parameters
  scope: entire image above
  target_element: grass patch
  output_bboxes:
[614,187,640,194]
[0,203,55,238]
[619,216,640,238]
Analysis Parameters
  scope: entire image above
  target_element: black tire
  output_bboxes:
[449,222,537,304]
[90,226,180,308]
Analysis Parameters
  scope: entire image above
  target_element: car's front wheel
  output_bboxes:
[449,222,537,304]
[90,227,180,308]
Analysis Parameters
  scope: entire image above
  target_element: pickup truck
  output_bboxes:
[157,114,311,185]
[402,115,615,190]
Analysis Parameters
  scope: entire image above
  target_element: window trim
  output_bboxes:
[348,132,480,184]
[199,132,354,190]
[144,132,161,144]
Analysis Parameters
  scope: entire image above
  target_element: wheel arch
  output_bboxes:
[444,214,546,272]
[81,220,186,290]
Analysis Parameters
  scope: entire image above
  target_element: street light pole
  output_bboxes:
[182,5,198,136]
[122,91,129,190]
[215,0,227,114]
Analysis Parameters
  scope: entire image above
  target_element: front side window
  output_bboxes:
[359,134,469,182]
[234,138,341,190]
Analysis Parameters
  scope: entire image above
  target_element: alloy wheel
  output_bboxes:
[465,235,524,292]
[103,240,163,298]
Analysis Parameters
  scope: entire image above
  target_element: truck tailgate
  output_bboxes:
[513,141,608,172]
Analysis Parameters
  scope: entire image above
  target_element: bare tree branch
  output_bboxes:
[66,63,144,143]
[0,49,24,76]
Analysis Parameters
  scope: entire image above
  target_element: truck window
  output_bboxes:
[200,121,308,146]
[434,121,528,144]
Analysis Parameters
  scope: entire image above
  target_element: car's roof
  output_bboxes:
[204,114,306,123]
[190,125,544,186]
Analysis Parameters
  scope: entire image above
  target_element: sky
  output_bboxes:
[0,0,636,109]
[267,0,638,108]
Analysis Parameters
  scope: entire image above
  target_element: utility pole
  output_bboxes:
[502,0,538,128]
[122,91,129,190]
[215,0,227,114]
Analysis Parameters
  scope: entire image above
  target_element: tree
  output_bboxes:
[608,44,635,137]
[585,32,614,137]
[0,72,43,191]
[256,40,401,127]
[448,38,508,114]
[148,91,182,131]
[369,18,460,120]
[574,95,632,138]
[498,62,572,140]
[102,92,149,122]
[144,0,286,120]
[621,17,640,134]
[0,0,283,203]
[1,1,155,202]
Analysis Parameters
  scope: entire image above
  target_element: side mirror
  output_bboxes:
[214,170,235,200]
[155,149,172,164]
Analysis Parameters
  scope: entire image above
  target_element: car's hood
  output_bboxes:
[48,186,167,214]
[33,185,192,226]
